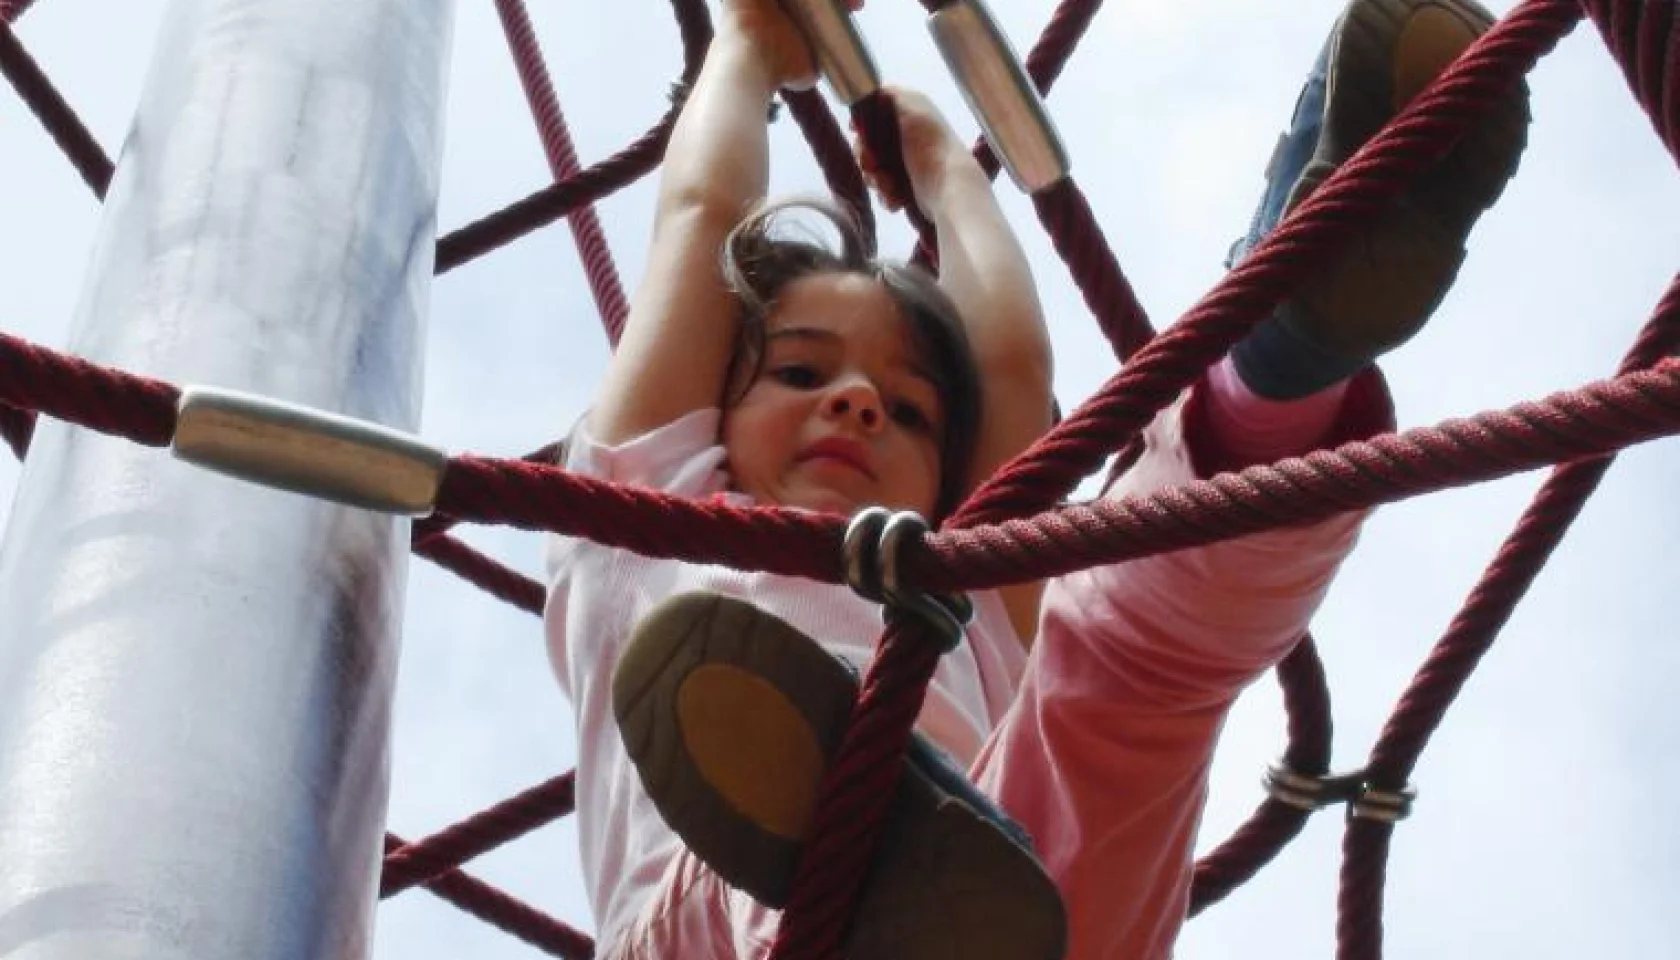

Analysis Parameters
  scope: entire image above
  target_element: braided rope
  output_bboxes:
[1,0,1676,955]
[381,834,595,960]
[0,403,33,459]
[6,312,1676,593]
[0,0,37,23]
[495,0,633,343]
[433,0,712,276]
[1336,276,1680,960]
[769,0,1585,949]
[0,22,111,197]
[1579,0,1678,163]
[1189,635,1334,914]
[382,773,577,897]
[954,0,1578,527]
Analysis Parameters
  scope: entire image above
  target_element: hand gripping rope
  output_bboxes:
[3,0,1680,957]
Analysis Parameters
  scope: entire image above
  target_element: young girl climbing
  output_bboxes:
[542,0,1529,957]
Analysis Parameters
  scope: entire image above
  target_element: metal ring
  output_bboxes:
[842,508,971,653]
[878,511,970,652]
[1350,783,1418,824]
[1262,762,1372,814]
[843,506,892,603]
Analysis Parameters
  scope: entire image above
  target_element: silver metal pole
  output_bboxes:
[0,0,454,956]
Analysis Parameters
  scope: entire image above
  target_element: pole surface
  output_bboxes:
[0,0,453,956]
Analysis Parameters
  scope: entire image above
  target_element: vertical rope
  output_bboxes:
[1578,0,1679,163]
[783,87,878,251]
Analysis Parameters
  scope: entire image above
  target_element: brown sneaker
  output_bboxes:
[612,591,1067,960]
[1230,0,1531,398]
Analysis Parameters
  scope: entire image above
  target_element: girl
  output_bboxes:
[543,0,1527,957]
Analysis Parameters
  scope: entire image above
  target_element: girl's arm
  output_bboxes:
[869,89,1056,642]
[589,2,819,446]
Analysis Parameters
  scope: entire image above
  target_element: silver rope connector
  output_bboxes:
[928,0,1070,194]
[1350,782,1418,823]
[1263,762,1416,823]
[172,386,447,516]
[844,506,972,652]
[782,0,881,105]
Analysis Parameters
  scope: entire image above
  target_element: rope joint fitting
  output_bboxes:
[843,506,971,652]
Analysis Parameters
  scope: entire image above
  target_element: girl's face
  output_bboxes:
[722,272,945,518]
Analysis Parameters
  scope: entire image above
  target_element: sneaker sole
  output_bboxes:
[1281,0,1530,357]
[613,592,1067,960]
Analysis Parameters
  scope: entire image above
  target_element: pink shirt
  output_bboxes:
[545,370,1393,959]
[544,408,1027,948]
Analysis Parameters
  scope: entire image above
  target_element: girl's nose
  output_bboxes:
[824,378,881,431]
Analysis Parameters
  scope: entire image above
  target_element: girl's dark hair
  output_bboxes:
[720,197,981,521]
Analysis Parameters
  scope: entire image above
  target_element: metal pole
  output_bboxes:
[0,0,453,956]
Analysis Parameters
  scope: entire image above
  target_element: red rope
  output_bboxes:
[953,0,1578,528]
[1579,0,1678,164]
[6,307,1672,594]
[0,0,38,23]
[0,22,111,198]
[0,329,177,447]
[495,0,633,343]
[1188,635,1333,914]
[1336,273,1680,960]
[783,87,878,251]
[433,0,713,276]
[3,0,1677,954]
[381,834,595,960]
[0,403,34,459]
[382,773,577,896]
[414,532,546,616]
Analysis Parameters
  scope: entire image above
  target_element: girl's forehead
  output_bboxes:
[770,274,912,349]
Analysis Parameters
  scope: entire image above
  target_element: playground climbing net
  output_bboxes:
[2,0,1679,957]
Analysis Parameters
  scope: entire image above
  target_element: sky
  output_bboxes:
[2,0,1678,957]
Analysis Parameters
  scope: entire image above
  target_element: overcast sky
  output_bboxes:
[2,0,1678,957]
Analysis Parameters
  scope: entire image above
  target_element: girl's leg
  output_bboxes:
[610,592,1067,960]
[972,0,1528,956]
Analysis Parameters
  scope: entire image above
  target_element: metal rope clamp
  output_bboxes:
[1264,761,1417,823]
[782,0,882,105]
[844,506,972,652]
[172,386,448,516]
[928,0,1071,194]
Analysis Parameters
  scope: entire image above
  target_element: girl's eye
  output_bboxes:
[771,364,821,389]
[890,400,934,434]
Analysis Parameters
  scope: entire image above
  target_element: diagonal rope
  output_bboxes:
[0,22,111,197]
[495,0,633,343]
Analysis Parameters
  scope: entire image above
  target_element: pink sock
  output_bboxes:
[1202,356,1348,466]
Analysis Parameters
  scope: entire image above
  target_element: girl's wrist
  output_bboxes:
[716,12,812,93]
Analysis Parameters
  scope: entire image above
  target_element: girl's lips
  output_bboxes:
[797,437,876,479]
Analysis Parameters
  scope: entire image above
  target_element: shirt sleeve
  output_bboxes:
[544,409,730,583]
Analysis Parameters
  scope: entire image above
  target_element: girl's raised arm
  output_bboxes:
[589,2,820,446]
[865,88,1055,642]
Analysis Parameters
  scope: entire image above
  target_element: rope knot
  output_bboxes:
[843,506,972,652]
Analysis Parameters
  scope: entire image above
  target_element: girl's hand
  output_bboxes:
[855,86,966,212]
[722,0,864,91]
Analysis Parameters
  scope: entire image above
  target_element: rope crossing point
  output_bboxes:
[0,0,1676,957]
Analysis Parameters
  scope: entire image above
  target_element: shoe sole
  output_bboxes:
[613,592,1067,960]
[1282,0,1530,357]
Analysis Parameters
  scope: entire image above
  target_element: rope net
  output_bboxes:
[2,0,1677,956]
